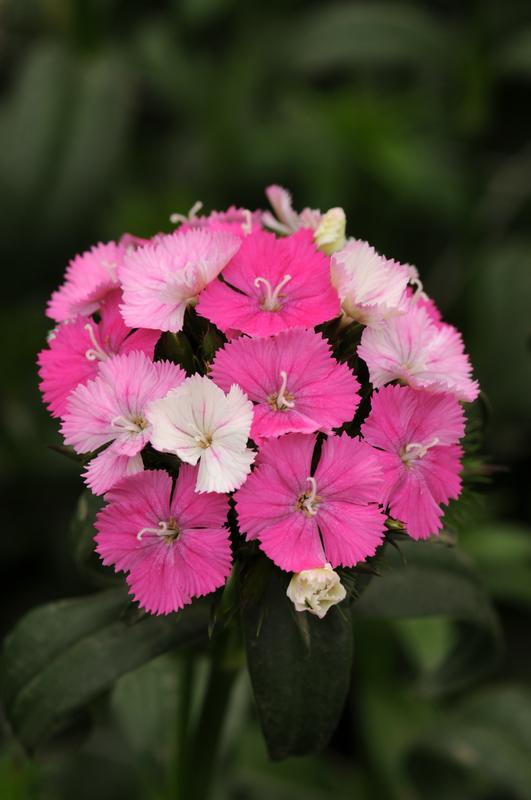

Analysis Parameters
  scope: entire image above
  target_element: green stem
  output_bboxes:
[171,653,195,799]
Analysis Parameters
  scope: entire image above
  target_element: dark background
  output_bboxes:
[1,2,531,798]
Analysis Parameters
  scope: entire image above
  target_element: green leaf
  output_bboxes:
[352,540,502,693]
[69,490,118,585]
[0,591,209,751]
[240,559,353,760]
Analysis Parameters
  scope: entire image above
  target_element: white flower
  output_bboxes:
[286,564,346,619]
[330,239,410,328]
[314,207,346,255]
[147,374,255,493]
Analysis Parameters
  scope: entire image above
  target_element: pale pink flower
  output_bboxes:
[148,374,255,493]
[175,204,262,237]
[235,433,386,572]
[330,239,410,327]
[95,467,231,615]
[38,289,159,418]
[47,241,125,322]
[61,352,185,494]
[358,302,479,402]
[262,185,321,234]
[196,229,340,337]
[210,329,360,443]
[361,385,465,539]
[119,228,241,332]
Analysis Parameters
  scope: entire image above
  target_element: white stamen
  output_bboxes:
[402,437,440,463]
[409,276,429,303]
[276,370,295,409]
[137,520,176,541]
[170,200,204,225]
[302,476,319,516]
[254,274,292,311]
[241,209,253,235]
[84,323,108,362]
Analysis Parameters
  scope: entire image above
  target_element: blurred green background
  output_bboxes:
[1,1,531,798]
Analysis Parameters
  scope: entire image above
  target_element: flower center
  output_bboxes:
[194,432,213,449]
[268,370,295,411]
[296,477,321,517]
[400,437,440,467]
[112,414,149,434]
[254,274,292,311]
[137,517,180,543]
[84,323,108,362]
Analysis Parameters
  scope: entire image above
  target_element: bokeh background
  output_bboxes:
[1,1,531,798]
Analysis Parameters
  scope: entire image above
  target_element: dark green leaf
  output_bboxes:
[240,560,353,760]
[0,592,209,750]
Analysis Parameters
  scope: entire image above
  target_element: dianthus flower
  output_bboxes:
[358,301,479,401]
[361,385,465,539]
[174,203,262,237]
[95,467,231,615]
[210,328,360,443]
[262,184,322,234]
[235,433,385,572]
[47,241,125,322]
[119,228,240,332]
[61,352,185,494]
[148,374,255,493]
[38,290,159,418]
[330,239,411,327]
[196,229,340,337]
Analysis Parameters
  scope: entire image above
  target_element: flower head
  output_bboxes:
[61,352,185,494]
[119,228,241,332]
[358,302,480,401]
[210,328,360,443]
[330,239,410,327]
[175,204,262,237]
[286,564,346,618]
[262,185,321,234]
[148,374,255,493]
[47,241,125,322]
[38,289,159,418]
[235,433,385,572]
[196,229,340,337]
[361,385,465,539]
[95,467,231,614]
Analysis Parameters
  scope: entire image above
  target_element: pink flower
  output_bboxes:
[330,239,410,327]
[358,302,479,402]
[119,228,241,332]
[38,290,159,418]
[148,374,255,493]
[210,329,360,443]
[262,185,321,234]
[95,467,231,614]
[235,433,386,572]
[61,352,185,494]
[176,204,262,237]
[47,241,125,322]
[361,385,465,539]
[196,229,340,337]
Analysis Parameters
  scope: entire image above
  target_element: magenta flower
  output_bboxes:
[196,229,340,337]
[210,329,360,443]
[119,228,240,333]
[235,433,386,572]
[362,385,465,539]
[47,241,125,322]
[95,467,231,614]
[358,302,479,402]
[38,290,159,418]
[61,352,185,494]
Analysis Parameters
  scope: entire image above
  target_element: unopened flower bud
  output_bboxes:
[314,208,346,255]
[286,563,346,619]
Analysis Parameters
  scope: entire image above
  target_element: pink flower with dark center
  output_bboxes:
[196,229,340,337]
[119,228,240,332]
[61,352,185,494]
[38,290,159,418]
[361,385,465,539]
[47,241,125,322]
[210,329,360,443]
[358,302,479,402]
[235,433,385,572]
[95,467,231,614]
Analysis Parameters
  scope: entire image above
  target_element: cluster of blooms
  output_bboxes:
[39,186,479,617]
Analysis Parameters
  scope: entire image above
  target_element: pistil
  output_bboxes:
[84,323,108,362]
[254,274,292,311]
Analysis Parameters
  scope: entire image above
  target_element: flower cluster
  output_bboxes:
[39,187,479,617]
